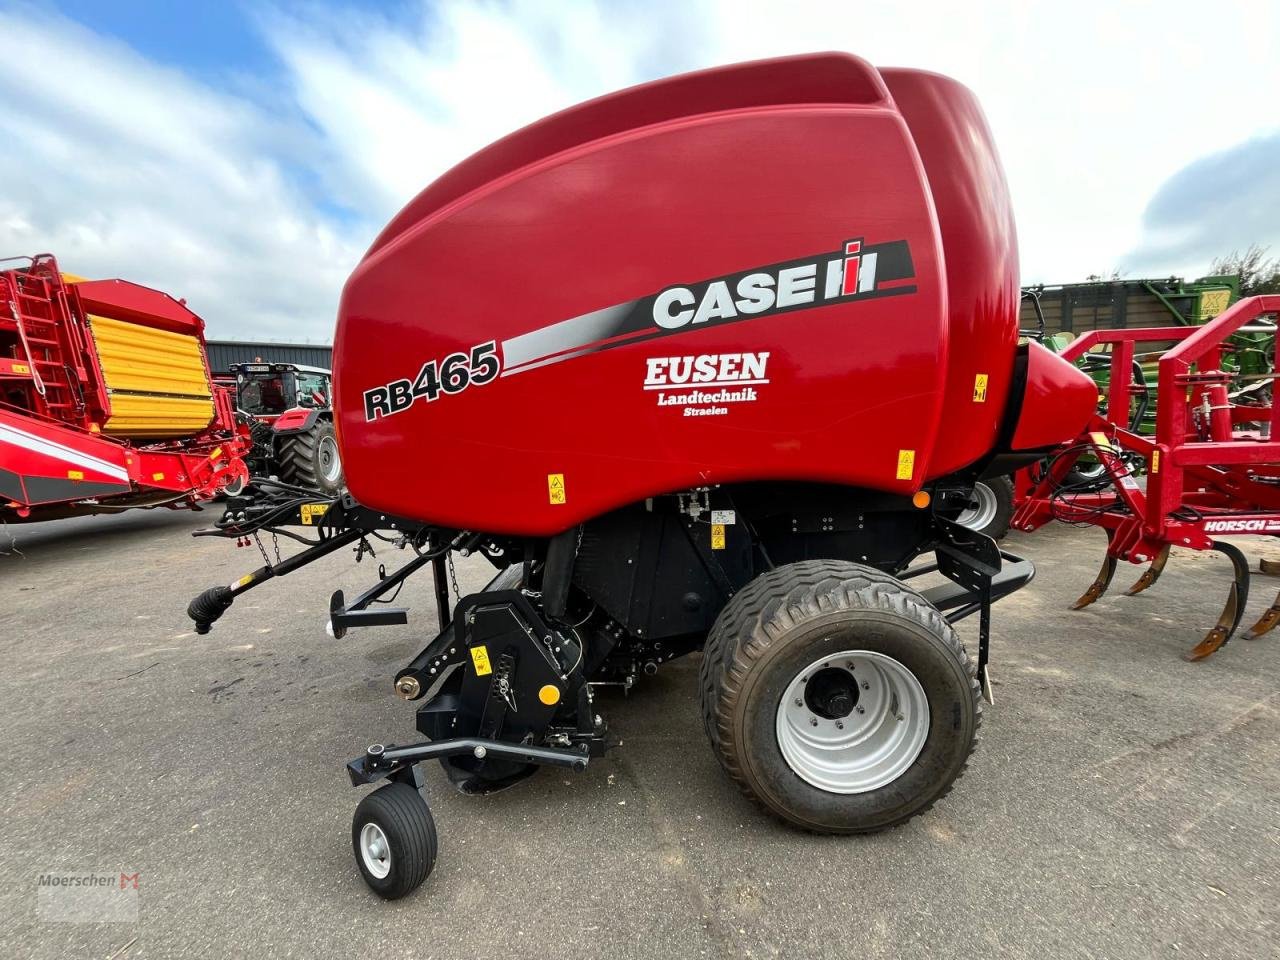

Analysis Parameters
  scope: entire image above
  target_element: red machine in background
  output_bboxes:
[1014,295,1280,660]
[227,361,344,495]
[1,254,249,523]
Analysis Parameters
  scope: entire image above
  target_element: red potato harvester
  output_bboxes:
[187,53,1097,899]
[0,255,249,524]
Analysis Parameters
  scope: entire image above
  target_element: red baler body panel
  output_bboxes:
[334,54,1054,535]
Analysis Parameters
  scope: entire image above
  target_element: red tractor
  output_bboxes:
[228,361,344,496]
[188,53,1098,899]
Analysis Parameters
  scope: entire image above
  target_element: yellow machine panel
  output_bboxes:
[87,314,215,438]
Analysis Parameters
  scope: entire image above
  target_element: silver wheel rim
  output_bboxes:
[775,650,930,794]
[359,823,391,879]
[318,434,342,483]
[957,482,998,531]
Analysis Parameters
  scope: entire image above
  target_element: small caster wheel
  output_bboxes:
[352,781,437,899]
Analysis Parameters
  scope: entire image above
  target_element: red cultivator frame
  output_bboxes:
[1013,294,1280,660]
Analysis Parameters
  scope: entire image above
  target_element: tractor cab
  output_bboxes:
[228,361,343,495]
[231,362,332,422]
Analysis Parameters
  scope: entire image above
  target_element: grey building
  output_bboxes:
[206,340,334,376]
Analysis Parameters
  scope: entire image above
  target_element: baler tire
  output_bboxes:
[352,782,437,900]
[278,419,344,495]
[699,560,979,834]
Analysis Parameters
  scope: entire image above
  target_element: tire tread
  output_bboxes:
[697,559,981,832]
[352,781,437,899]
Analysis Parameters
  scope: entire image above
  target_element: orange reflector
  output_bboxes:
[538,684,561,706]
[912,490,931,509]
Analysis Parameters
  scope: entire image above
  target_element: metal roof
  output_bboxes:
[205,340,333,375]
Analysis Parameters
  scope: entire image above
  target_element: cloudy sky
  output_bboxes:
[1,0,1277,340]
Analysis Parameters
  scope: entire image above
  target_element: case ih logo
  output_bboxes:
[651,238,914,330]
[364,235,917,419]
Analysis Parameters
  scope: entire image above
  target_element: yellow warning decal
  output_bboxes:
[1089,431,1113,452]
[1150,450,1160,474]
[12,363,29,375]
[152,472,165,481]
[896,450,915,481]
[67,469,84,481]
[208,446,222,461]
[470,645,492,676]
[300,503,329,525]
[237,573,255,588]
[711,523,726,550]
[973,373,989,403]
[547,473,566,505]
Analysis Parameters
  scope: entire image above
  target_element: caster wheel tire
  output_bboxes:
[352,782,437,899]
[700,560,979,834]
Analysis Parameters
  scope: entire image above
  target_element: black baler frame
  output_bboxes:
[187,480,1033,795]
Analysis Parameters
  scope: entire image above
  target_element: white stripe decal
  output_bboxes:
[0,423,130,482]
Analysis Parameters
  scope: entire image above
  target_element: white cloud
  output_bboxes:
[2,0,1278,343]
[0,7,358,341]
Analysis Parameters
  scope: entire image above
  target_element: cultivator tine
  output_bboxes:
[1072,551,1117,610]
[1124,544,1170,596]
[1185,541,1251,662]
[1242,587,1280,640]
[1243,595,1280,640]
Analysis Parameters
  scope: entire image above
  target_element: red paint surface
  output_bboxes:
[1010,340,1098,450]
[334,53,1088,535]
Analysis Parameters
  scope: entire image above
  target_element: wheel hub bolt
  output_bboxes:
[835,720,844,730]
[856,706,865,714]
[861,681,870,690]
[795,698,803,707]
[809,718,818,727]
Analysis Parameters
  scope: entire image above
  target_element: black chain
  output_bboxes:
[447,551,460,603]
[253,532,271,568]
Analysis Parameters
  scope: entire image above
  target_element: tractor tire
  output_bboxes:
[699,560,979,834]
[278,419,344,495]
[351,782,437,900]
[957,476,1013,540]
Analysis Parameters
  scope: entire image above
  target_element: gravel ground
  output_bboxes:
[1,509,1277,959]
